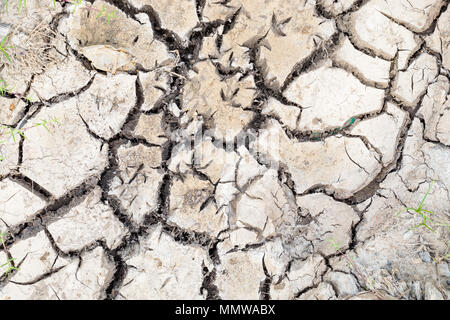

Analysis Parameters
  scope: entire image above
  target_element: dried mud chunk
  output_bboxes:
[0,138,19,177]
[133,112,167,145]
[235,145,267,188]
[47,187,127,251]
[29,55,93,101]
[351,103,407,165]
[0,231,69,283]
[79,45,135,74]
[0,178,46,233]
[193,139,240,184]
[417,76,450,146]
[234,169,297,238]
[347,0,420,69]
[354,191,403,242]
[215,249,266,299]
[183,61,256,140]
[0,97,27,126]
[296,194,360,256]
[66,0,173,70]
[252,120,382,198]
[118,226,210,299]
[216,0,336,87]
[397,119,427,190]
[0,247,115,300]
[271,255,327,300]
[426,6,450,71]
[258,4,336,87]
[261,98,300,131]
[317,0,357,16]
[325,272,360,297]
[284,61,384,131]
[108,143,163,224]
[76,73,137,140]
[333,37,391,88]
[168,173,228,237]
[391,53,438,107]
[298,282,336,300]
[202,0,240,22]
[129,0,199,41]
[364,0,445,33]
[20,98,108,198]
[139,71,170,112]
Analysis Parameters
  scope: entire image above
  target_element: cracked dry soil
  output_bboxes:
[0,0,449,300]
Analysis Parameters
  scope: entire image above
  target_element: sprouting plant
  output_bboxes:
[17,0,26,14]
[0,116,61,161]
[3,0,8,13]
[7,126,25,143]
[396,181,449,233]
[0,79,11,96]
[0,232,19,278]
[24,95,33,104]
[71,0,83,14]
[106,9,116,24]
[0,34,13,62]
[33,116,61,131]
[96,3,107,18]
[94,3,116,24]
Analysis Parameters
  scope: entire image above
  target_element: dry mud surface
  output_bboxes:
[0,0,449,300]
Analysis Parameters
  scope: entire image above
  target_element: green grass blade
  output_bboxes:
[418,181,434,210]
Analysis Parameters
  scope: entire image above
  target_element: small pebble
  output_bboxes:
[418,251,431,263]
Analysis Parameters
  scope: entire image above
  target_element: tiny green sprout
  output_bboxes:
[3,0,9,14]
[51,116,61,125]
[17,0,26,14]
[33,117,60,132]
[33,119,50,131]
[328,238,340,253]
[0,79,11,96]
[0,232,19,277]
[106,10,116,24]
[0,258,18,276]
[24,95,33,104]
[72,0,83,14]
[8,127,26,143]
[97,4,106,18]
[396,181,437,232]
[0,34,13,62]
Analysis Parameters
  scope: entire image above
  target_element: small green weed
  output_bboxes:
[0,79,11,95]
[396,181,450,233]
[0,79,34,103]
[0,232,18,278]
[0,34,13,62]
[0,116,61,161]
